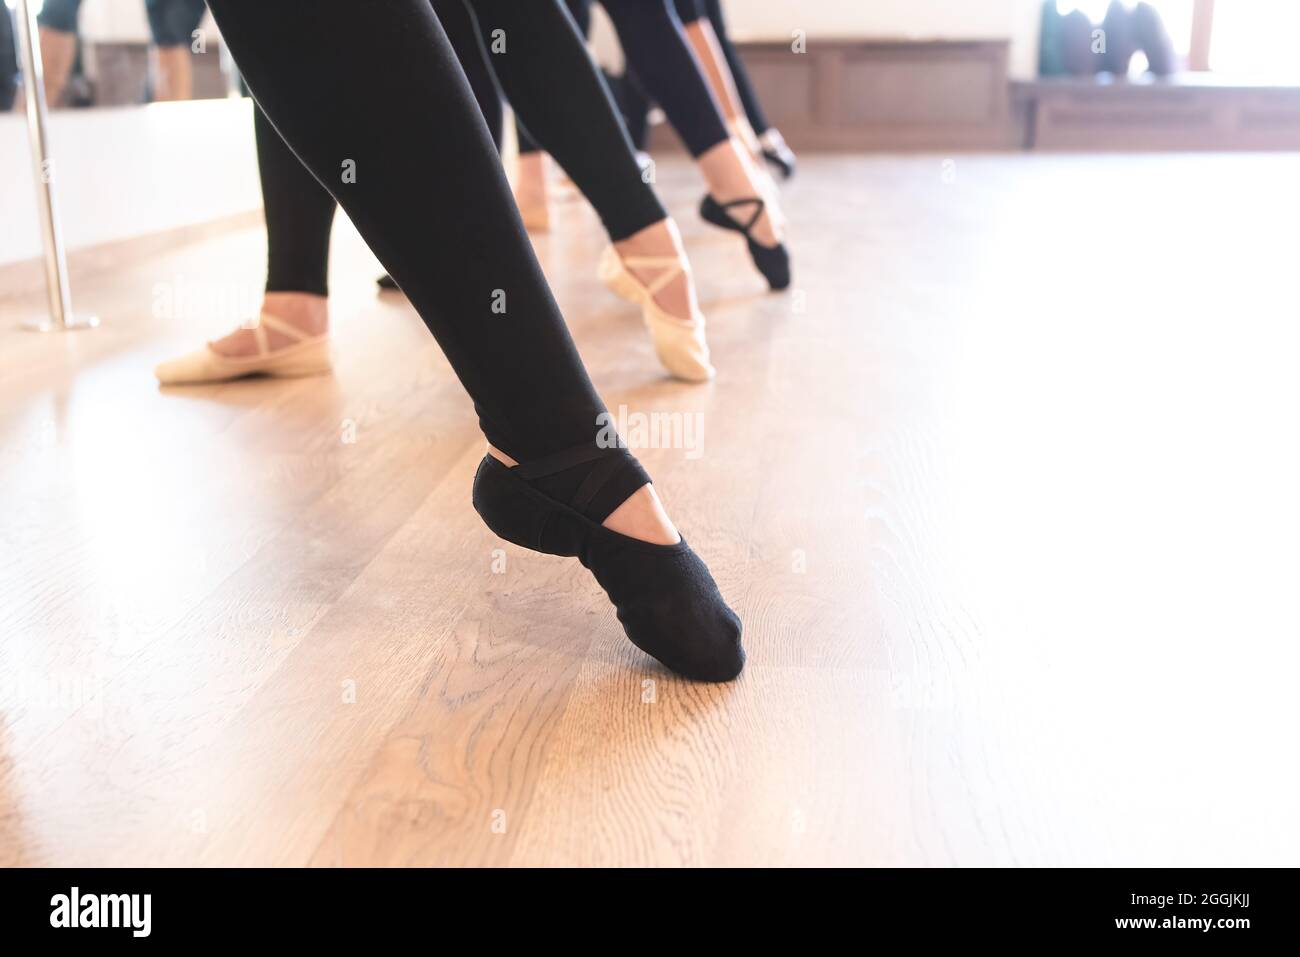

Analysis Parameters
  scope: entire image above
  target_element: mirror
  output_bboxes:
[8,0,239,110]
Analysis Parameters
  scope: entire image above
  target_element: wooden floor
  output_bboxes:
[3,154,1300,867]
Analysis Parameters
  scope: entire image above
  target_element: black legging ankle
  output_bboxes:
[206,0,632,476]
[674,0,771,135]
[257,106,335,297]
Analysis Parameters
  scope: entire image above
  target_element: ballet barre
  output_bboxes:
[14,0,98,332]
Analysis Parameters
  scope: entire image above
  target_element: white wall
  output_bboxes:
[0,98,259,266]
[726,0,1043,78]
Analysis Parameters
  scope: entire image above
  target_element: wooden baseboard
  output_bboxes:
[1018,76,1300,150]
[651,39,1021,153]
[649,38,1300,153]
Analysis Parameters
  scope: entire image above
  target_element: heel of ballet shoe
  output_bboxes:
[471,455,542,551]
[472,455,582,557]
[699,194,736,233]
[700,195,792,292]
[597,246,642,305]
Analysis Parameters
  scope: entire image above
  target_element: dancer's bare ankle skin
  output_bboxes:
[613,218,696,321]
[698,138,783,247]
[487,445,680,545]
[38,29,77,106]
[513,153,549,211]
[152,45,194,102]
[209,291,329,358]
[683,21,763,159]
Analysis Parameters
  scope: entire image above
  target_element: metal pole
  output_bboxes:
[14,0,98,332]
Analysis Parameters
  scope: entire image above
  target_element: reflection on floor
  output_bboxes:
[2,154,1298,866]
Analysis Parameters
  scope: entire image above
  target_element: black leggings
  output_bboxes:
[601,0,770,152]
[470,0,663,239]
[209,0,640,500]
[0,5,16,113]
[674,0,770,135]
[604,70,653,153]
[259,0,662,295]
[594,0,730,158]
[515,0,590,156]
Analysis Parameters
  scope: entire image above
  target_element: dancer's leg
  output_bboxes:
[696,0,768,135]
[511,0,593,156]
[613,69,653,154]
[598,0,728,158]
[202,0,743,680]
[145,0,209,101]
[465,0,712,376]
[204,0,651,507]
[35,0,83,107]
[597,0,787,285]
[696,0,795,178]
[508,0,593,230]
[431,0,503,148]
[155,103,335,370]
[674,0,759,154]
[468,0,665,242]
[180,0,511,360]
[0,7,17,112]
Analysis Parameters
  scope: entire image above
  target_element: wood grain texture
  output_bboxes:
[2,154,1299,866]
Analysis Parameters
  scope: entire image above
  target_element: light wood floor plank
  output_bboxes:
[4,154,1299,866]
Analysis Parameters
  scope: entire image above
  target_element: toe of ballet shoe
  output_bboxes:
[750,240,791,291]
[155,338,332,385]
[659,348,716,383]
[587,539,745,682]
[154,346,229,385]
[619,574,745,682]
[644,313,716,382]
[634,596,744,683]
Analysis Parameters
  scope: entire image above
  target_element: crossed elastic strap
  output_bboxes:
[242,313,314,356]
[617,255,687,298]
[714,196,767,235]
[514,442,650,521]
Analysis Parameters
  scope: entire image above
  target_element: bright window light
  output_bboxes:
[1211,0,1300,80]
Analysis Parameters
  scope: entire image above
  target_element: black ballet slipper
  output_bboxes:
[376,273,400,291]
[472,448,745,683]
[761,146,796,180]
[699,194,791,291]
[758,129,797,180]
